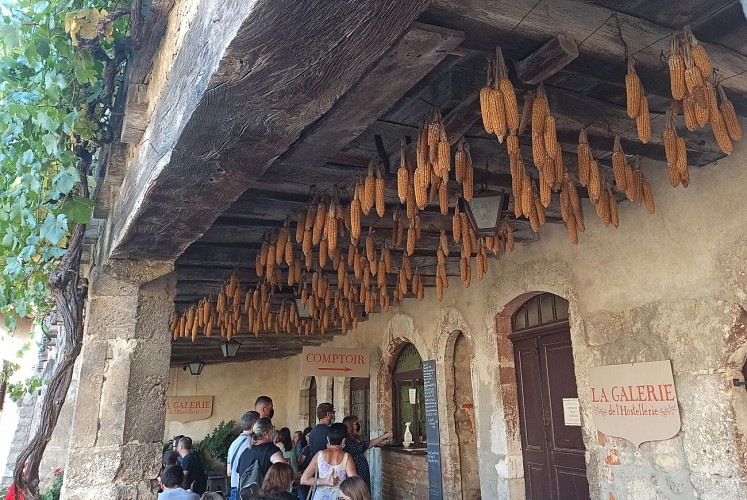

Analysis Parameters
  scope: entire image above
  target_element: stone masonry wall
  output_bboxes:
[164,135,747,499]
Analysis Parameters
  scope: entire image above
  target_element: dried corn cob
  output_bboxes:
[711,105,733,154]
[414,167,428,209]
[440,229,449,257]
[313,199,326,245]
[567,216,578,245]
[636,93,651,143]
[350,196,361,241]
[683,95,698,131]
[719,84,742,141]
[406,225,416,256]
[669,35,686,100]
[588,159,601,204]
[453,204,462,243]
[439,179,448,215]
[626,59,642,118]
[375,176,385,218]
[684,65,708,109]
[577,128,591,186]
[675,137,688,177]
[642,180,655,214]
[500,77,520,131]
[463,159,474,201]
[455,139,467,183]
[686,27,713,77]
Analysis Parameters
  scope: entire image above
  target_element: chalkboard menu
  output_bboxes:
[422,360,443,499]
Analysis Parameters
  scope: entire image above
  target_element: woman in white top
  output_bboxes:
[301,423,357,500]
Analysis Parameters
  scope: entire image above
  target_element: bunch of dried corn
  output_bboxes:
[668,27,739,155]
[480,47,518,142]
[625,58,651,143]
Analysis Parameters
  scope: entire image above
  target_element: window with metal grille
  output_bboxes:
[512,293,569,331]
[392,344,426,445]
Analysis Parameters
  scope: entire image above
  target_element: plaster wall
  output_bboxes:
[174,137,747,499]
[164,358,296,441]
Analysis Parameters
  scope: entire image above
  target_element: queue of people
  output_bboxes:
[160,397,386,500]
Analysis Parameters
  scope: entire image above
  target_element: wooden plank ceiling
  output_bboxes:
[170,0,747,366]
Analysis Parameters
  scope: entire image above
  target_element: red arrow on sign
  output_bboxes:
[319,367,353,373]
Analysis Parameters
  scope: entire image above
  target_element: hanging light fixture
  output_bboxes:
[295,298,311,319]
[462,190,508,237]
[220,340,241,358]
[187,361,205,376]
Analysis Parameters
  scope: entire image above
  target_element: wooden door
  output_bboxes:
[512,327,589,499]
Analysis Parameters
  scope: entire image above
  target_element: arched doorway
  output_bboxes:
[509,293,589,499]
[452,332,481,499]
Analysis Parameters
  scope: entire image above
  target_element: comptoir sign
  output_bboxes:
[589,360,680,448]
[301,346,369,378]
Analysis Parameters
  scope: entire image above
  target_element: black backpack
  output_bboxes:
[238,459,263,499]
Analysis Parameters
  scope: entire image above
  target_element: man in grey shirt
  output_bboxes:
[226,410,260,500]
[158,464,199,499]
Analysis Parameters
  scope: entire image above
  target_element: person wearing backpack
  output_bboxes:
[236,418,286,495]
[227,411,260,500]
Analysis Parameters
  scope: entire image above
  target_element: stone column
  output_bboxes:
[62,260,175,499]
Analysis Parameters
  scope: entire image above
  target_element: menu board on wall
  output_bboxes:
[422,360,443,500]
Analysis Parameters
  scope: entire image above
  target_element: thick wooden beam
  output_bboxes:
[108,0,435,260]
[273,22,464,173]
[515,35,578,85]
[423,0,747,114]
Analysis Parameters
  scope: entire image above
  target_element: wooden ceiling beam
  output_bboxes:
[422,0,747,114]
[515,34,579,85]
[109,0,439,260]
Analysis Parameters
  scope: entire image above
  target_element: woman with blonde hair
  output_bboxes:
[339,477,370,500]
[341,416,391,491]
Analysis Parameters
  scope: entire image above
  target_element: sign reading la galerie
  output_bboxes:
[301,346,369,378]
[589,360,680,448]
[166,396,214,423]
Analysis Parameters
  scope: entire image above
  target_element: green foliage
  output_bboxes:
[40,470,63,500]
[0,0,131,328]
[199,420,239,467]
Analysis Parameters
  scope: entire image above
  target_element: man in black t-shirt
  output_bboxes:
[307,402,335,460]
[176,437,207,495]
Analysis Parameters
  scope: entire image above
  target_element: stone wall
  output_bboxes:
[168,137,747,499]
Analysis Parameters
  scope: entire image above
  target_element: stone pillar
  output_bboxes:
[62,260,174,499]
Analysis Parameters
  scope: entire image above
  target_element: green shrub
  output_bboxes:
[199,420,239,467]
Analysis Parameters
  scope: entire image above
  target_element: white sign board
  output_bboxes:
[562,398,581,426]
[166,396,214,423]
[589,360,680,448]
[301,346,369,378]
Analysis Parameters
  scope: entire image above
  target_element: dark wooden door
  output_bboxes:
[512,326,589,500]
